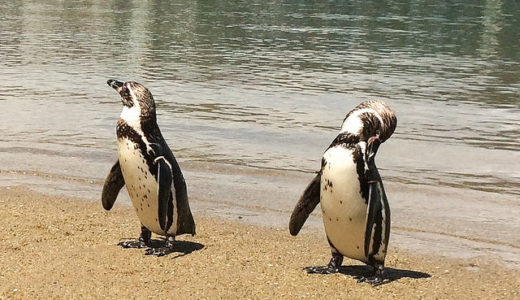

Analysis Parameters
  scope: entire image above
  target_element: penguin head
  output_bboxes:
[361,100,396,143]
[107,79,156,118]
[341,100,396,144]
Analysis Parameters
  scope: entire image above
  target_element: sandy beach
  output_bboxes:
[0,186,518,299]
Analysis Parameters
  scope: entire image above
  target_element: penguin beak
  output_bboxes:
[366,134,381,159]
[107,79,124,93]
[367,134,380,146]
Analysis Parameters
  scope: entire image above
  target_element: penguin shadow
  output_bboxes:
[119,238,204,258]
[304,265,430,286]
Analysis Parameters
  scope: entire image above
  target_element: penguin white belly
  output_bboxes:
[321,146,368,262]
[117,138,164,235]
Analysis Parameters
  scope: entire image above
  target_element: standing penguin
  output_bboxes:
[289,100,396,285]
[102,79,195,256]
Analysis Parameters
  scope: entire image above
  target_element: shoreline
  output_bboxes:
[1,168,519,272]
[1,186,518,299]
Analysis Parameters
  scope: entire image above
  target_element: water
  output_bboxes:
[1,1,519,268]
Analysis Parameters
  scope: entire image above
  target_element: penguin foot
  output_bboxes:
[305,252,343,274]
[145,236,175,257]
[358,264,386,286]
[305,265,340,274]
[357,275,385,286]
[118,226,152,249]
[145,246,174,257]
[118,239,149,249]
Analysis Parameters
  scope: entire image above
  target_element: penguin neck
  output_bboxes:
[119,105,158,155]
[120,104,157,131]
[120,105,141,129]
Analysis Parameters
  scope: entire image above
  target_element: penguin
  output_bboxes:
[101,79,195,256]
[289,100,396,285]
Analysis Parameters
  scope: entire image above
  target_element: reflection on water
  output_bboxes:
[0,0,519,196]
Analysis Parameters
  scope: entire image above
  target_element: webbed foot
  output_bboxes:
[357,275,385,286]
[305,252,343,274]
[118,226,151,249]
[118,240,149,248]
[358,263,386,286]
[305,266,339,274]
[145,236,175,257]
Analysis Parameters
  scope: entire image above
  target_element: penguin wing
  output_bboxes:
[364,173,391,258]
[101,161,125,210]
[170,157,196,235]
[155,156,173,232]
[289,174,321,236]
[154,142,196,236]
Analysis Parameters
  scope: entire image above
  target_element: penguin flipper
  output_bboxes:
[364,174,390,259]
[289,174,321,236]
[171,159,196,236]
[101,161,125,211]
[152,142,195,236]
[155,156,173,232]
[364,180,381,257]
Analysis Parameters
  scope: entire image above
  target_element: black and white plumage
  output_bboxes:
[102,79,195,256]
[289,100,396,285]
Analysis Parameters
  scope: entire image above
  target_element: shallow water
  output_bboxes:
[1,1,519,268]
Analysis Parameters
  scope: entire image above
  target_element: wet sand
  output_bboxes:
[0,186,518,299]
